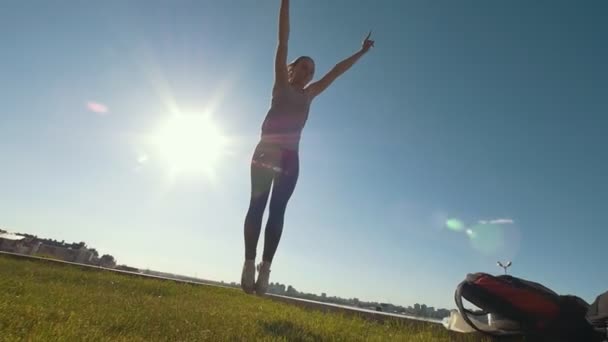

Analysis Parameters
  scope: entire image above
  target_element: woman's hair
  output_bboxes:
[287,56,315,82]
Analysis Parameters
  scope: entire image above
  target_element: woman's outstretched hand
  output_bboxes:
[306,30,375,98]
[361,31,375,53]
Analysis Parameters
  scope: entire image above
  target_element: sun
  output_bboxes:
[150,113,230,179]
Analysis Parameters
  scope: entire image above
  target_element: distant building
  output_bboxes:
[75,248,94,264]
[0,235,41,255]
[37,244,72,260]
[380,303,399,313]
[1,233,109,267]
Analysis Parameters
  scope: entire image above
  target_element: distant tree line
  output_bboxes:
[10,232,117,268]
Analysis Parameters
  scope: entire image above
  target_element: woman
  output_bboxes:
[242,0,375,295]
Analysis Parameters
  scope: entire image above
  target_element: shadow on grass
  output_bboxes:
[259,320,323,342]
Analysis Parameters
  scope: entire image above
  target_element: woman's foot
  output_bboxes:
[255,261,272,296]
[241,260,256,294]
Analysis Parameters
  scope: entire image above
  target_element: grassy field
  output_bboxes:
[0,254,520,341]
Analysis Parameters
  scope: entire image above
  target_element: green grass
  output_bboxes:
[0,254,517,341]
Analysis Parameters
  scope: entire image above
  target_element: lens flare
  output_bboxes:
[86,101,108,114]
[445,218,465,232]
[467,223,505,255]
[444,216,521,259]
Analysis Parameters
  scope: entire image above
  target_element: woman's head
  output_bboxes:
[287,56,315,87]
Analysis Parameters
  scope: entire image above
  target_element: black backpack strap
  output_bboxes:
[455,273,527,337]
[455,277,495,336]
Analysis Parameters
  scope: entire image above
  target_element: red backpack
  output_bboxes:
[455,272,600,341]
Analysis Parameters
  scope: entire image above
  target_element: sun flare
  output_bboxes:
[150,113,230,179]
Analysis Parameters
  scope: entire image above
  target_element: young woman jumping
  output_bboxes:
[242,0,375,295]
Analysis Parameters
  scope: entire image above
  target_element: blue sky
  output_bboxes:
[1,1,606,309]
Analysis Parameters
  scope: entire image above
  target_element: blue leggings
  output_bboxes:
[244,141,299,262]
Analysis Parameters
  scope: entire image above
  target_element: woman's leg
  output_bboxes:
[261,149,299,263]
[244,144,275,261]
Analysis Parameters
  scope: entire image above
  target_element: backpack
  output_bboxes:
[587,291,608,341]
[454,272,601,341]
